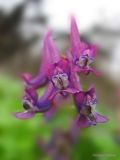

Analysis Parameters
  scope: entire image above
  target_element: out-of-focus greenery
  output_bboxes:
[0,75,120,160]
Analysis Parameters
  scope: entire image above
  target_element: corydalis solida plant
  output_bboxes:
[14,17,108,127]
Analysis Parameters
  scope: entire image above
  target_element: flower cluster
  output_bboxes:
[14,17,108,127]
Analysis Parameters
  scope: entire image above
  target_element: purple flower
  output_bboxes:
[70,16,101,76]
[14,83,55,119]
[44,33,80,97]
[23,31,79,98]
[74,86,109,127]
[22,31,53,89]
[15,32,80,119]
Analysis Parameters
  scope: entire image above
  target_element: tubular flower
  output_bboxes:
[70,16,101,76]
[41,33,79,97]
[23,31,79,98]
[14,83,55,119]
[15,32,79,119]
[74,87,109,127]
[22,31,53,89]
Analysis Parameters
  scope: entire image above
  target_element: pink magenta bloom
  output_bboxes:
[14,83,54,119]
[15,83,67,120]
[23,31,79,94]
[70,16,101,76]
[22,31,54,89]
[15,32,79,119]
[74,86,109,127]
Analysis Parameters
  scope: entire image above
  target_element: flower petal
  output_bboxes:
[74,91,85,112]
[63,88,79,94]
[36,83,55,112]
[70,16,81,56]
[47,33,60,64]
[57,58,70,75]
[26,74,47,89]
[44,94,65,121]
[70,64,82,90]
[77,115,89,128]
[21,73,32,84]
[90,45,98,58]
[41,31,54,71]
[74,66,90,75]
[21,31,53,89]
[87,86,96,95]
[36,99,52,112]
[75,66,102,76]
[25,88,38,102]
[89,68,102,76]
[94,112,109,123]
[14,111,36,119]
[40,83,55,101]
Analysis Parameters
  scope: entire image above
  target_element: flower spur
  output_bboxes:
[22,31,53,89]
[70,16,101,76]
